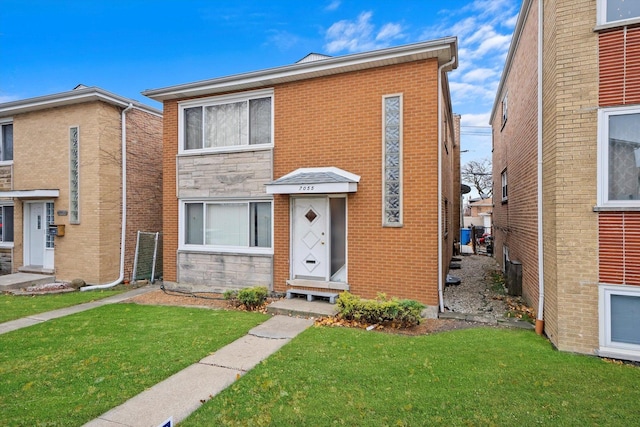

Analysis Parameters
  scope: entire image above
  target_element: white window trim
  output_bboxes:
[599,284,640,362]
[597,0,640,27]
[178,199,274,255]
[382,93,403,227]
[177,88,274,155]
[0,117,14,166]
[597,106,640,208]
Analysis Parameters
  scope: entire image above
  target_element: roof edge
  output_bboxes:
[143,37,458,102]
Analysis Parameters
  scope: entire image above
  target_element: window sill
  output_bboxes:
[178,144,273,157]
[594,18,640,32]
[593,205,640,212]
[0,242,14,248]
[178,246,273,256]
[0,161,13,167]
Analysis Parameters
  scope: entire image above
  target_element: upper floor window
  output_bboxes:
[598,0,640,25]
[501,169,508,202]
[0,122,13,162]
[501,92,508,128]
[598,106,640,206]
[180,89,273,153]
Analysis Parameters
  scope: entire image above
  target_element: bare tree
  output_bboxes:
[462,158,492,197]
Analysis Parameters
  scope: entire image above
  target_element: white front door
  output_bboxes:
[292,197,329,280]
[27,202,45,266]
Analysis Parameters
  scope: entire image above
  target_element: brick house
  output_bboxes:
[143,38,460,312]
[0,86,162,284]
[491,0,640,361]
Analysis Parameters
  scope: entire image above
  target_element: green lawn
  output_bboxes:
[0,304,269,426]
[0,289,123,323]
[182,327,640,426]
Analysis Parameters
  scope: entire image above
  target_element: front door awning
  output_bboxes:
[265,167,360,194]
[0,189,60,199]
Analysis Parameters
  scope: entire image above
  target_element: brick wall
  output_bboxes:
[273,59,445,305]
[162,101,179,282]
[492,0,540,308]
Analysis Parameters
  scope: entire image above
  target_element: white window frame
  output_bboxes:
[599,284,640,362]
[382,93,403,227]
[0,202,14,247]
[597,106,640,208]
[501,169,508,202]
[179,199,273,255]
[597,0,640,26]
[0,118,14,166]
[177,88,274,155]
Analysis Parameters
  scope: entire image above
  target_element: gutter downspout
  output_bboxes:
[82,103,133,291]
[438,55,457,313]
[535,0,545,334]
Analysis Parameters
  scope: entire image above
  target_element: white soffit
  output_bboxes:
[0,189,60,199]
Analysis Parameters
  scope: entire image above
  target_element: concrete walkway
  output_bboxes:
[84,315,314,427]
[0,286,156,335]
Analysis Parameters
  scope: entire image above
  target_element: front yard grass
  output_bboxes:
[182,326,640,426]
[0,289,123,323]
[0,304,268,426]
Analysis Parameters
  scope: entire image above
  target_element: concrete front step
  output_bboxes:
[267,298,338,318]
[0,273,56,291]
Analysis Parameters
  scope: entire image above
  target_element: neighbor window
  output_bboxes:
[501,169,508,202]
[69,126,80,223]
[598,0,640,25]
[598,107,640,206]
[599,285,640,361]
[501,92,508,128]
[0,122,13,162]
[183,201,272,251]
[181,90,272,152]
[382,94,403,226]
[0,204,14,243]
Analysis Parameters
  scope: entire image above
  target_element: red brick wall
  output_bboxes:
[599,212,640,285]
[124,108,163,281]
[162,101,179,282]
[491,0,540,307]
[273,59,443,305]
[600,26,640,106]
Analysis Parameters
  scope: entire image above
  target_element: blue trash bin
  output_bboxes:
[461,228,471,245]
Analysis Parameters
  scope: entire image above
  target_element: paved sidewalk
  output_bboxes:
[0,286,156,335]
[83,315,314,427]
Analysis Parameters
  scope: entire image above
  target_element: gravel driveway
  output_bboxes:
[443,254,508,319]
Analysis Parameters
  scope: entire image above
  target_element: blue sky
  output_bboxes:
[0,0,520,170]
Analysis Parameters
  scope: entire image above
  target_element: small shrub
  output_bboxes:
[236,286,268,310]
[223,289,237,300]
[336,292,424,327]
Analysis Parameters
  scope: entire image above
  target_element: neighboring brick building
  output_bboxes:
[491,0,640,362]
[0,86,162,284]
[144,39,460,312]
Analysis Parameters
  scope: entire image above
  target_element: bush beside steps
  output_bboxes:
[336,292,424,328]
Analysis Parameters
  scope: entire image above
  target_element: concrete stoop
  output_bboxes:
[0,272,56,292]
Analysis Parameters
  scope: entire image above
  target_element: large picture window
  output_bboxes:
[183,201,272,252]
[598,107,640,207]
[598,0,640,25]
[181,90,272,153]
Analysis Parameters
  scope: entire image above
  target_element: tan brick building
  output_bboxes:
[144,39,460,312]
[491,0,640,361]
[0,86,162,284]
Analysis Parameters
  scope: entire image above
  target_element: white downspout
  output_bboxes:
[82,103,133,291]
[535,0,545,334]
[438,55,457,313]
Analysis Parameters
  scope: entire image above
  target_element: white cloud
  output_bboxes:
[325,0,341,12]
[267,30,301,51]
[324,11,405,54]
[461,112,492,127]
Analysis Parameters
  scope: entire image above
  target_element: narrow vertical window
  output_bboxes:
[383,94,403,226]
[501,92,508,128]
[46,202,54,248]
[0,205,14,243]
[69,126,80,224]
[0,123,13,162]
[501,169,508,202]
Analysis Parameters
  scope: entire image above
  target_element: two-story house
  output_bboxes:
[143,38,460,312]
[0,86,162,285]
[491,0,640,361]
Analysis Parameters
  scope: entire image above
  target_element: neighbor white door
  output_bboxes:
[292,197,329,280]
[27,203,45,266]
